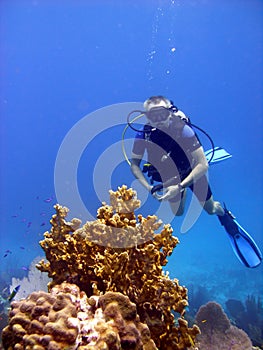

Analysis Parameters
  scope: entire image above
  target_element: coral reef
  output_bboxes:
[226,296,263,347]
[2,282,157,349]
[30,185,199,349]
[195,301,253,349]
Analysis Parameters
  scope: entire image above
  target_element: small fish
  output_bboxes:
[20,246,25,250]
[4,250,12,258]
[8,285,20,302]
[40,222,46,226]
[11,214,18,218]
[21,266,29,271]
[201,319,207,323]
[27,222,32,228]
[1,287,8,295]
[44,196,54,203]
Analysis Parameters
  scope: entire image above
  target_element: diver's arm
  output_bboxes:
[130,154,153,192]
[180,146,209,188]
[159,147,208,201]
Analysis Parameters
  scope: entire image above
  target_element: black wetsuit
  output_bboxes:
[132,119,212,202]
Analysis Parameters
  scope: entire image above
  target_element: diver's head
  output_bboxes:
[144,95,172,111]
[144,96,173,129]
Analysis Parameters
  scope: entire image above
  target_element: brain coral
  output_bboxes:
[2,282,157,349]
[2,283,79,350]
[5,185,200,349]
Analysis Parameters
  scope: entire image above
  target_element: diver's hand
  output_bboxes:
[158,184,183,201]
[151,184,163,195]
[149,184,163,201]
[152,192,163,200]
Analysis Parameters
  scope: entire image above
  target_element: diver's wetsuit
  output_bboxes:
[132,119,212,202]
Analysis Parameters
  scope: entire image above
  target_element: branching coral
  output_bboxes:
[26,185,199,349]
[195,301,253,349]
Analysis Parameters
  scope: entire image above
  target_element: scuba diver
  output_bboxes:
[126,95,262,268]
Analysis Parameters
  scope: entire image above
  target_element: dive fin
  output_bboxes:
[205,146,232,164]
[218,205,262,268]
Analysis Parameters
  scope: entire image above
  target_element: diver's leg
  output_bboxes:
[169,189,187,216]
[189,175,225,216]
[203,196,224,216]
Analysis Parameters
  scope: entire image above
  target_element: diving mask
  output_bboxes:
[146,106,171,123]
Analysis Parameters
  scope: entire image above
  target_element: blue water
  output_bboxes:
[1,0,262,315]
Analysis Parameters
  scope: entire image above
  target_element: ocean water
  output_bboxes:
[1,0,262,334]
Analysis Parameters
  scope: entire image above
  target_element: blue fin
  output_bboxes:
[205,146,232,164]
[218,206,262,268]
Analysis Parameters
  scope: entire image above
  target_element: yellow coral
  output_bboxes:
[35,185,199,349]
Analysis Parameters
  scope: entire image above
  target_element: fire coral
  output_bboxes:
[3,185,200,349]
